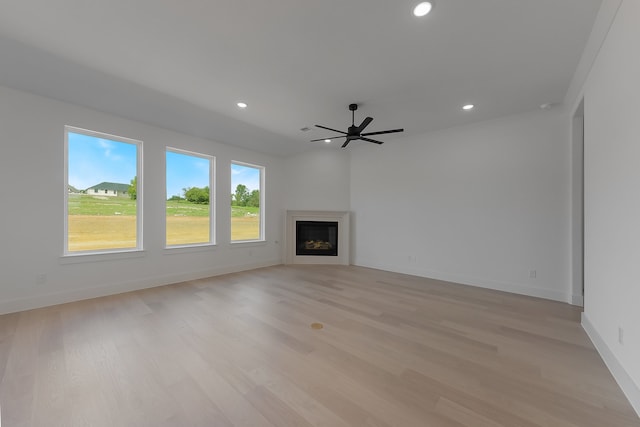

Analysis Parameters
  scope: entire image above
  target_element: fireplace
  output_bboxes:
[286,211,350,265]
[296,221,338,256]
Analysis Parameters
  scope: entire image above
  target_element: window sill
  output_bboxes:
[230,240,267,248]
[60,249,146,264]
[163,243,218,255]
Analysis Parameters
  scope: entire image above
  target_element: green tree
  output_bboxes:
[184,186,209,204]
[233,184,249,207]
[247,189,260,207]
[128,176,137,200]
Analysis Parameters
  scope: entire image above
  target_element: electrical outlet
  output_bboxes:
[618,327,624,345]
[529,270,537,279]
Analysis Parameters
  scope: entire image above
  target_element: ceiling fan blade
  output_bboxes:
[360,137,384,145]
[358,117,373,132]
[315,125,348,134]
[310,136,347,142]
[341,137,353,149]
[361,128,404,137]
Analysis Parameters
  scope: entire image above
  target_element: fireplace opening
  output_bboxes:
[296,221,338,256]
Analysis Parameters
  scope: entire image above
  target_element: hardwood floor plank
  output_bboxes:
[167,376,235,427]
[0,265,638,426]
[245,385,315,427]
[0,313,18,383]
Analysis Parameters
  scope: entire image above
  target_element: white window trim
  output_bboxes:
[165,147,216,248]
[230,160,265,243]
[63,125,143,256]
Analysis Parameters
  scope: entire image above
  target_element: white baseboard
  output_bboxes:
[582,313,640,417]
[0,260,281,315]
[571,293,584,306]
[352,258,570,303]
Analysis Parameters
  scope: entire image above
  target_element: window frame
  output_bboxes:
[165,147,216,248]
[63,125,143,256]
[230,160,265,243]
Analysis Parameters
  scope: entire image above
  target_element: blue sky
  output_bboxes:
[68,131,260,199]
[67,133,211,198]
[166,150,210,198]
[231,163,261,193]
[67,132,137,191]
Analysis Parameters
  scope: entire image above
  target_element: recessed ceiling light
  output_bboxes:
[413,2,433,17]
[324,139,332,143]
[237,102,248,109]
[462,104,475,110]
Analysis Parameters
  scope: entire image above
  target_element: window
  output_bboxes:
[65,126,142,254]
[166,148,214,246]
[231,161,264,242]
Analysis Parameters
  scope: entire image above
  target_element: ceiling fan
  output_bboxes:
[311,104,404,148]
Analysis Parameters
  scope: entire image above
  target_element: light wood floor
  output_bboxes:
[1,265,638,427]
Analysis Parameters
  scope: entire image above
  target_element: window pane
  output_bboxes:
[66,129,140,253]
[231,162,263,241]
[166,149,213,246]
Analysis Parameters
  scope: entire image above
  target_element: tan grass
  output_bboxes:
[68,215,260,251]
[68,215,136,251]
[230,216,261,241]
[166,216,210,245]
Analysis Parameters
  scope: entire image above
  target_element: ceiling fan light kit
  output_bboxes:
[311,104,404,149]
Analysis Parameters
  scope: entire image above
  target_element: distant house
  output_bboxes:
[85,182,129,197]
[68,184,82,194]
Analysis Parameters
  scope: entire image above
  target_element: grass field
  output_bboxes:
[67,194,260,251]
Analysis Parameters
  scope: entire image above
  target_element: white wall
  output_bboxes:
[350,109,572,302]
[577,0,640,413]
[283,149,351,212]
[281,148,351,261]
[571,108,584,306]
[0,85,284,314]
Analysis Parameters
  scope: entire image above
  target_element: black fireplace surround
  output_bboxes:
[296,221,338,256]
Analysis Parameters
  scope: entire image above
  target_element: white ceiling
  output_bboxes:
[0,0,601,156]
